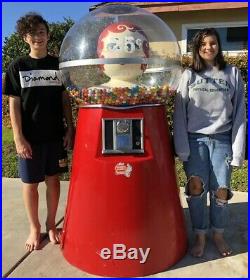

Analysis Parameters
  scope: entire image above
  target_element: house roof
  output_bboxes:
[89,2,248,13]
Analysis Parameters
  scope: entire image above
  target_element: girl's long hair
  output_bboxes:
[191,28,226,72]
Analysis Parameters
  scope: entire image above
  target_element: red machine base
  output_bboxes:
[61,105,187,277]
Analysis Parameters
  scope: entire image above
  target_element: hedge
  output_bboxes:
[2,54,248,190]
[2,53,248,130]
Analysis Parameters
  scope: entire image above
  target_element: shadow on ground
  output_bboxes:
[165,202,248,272]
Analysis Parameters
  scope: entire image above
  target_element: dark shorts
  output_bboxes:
[18,141,68,184]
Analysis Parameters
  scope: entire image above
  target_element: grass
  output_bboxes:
[2,127,13,143]
[175,159,248,192]
[2,127,248,192]
[2,127,19,177]
[231,161,248,192]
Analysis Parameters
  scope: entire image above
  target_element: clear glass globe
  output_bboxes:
[59,4,182,106]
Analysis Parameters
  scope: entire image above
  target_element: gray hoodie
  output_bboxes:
[173,64,246,167]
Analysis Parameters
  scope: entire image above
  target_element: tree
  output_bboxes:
[2,17,74,72]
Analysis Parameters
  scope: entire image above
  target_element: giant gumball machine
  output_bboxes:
[59,4,187,277]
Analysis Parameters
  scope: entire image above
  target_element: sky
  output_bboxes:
[2,2,101,43]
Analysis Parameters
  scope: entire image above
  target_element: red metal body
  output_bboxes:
[61,105,187,277]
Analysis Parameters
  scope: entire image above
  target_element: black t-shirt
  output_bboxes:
[4,54,65,144]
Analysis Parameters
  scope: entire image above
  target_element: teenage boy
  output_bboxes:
[4,13,74,252]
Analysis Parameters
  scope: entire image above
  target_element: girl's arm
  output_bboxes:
[231,68,246,167]
[173,70,190,161]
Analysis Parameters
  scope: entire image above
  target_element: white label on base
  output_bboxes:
[115,162,132,178]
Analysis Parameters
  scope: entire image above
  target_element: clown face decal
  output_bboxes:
[97,22,149,86]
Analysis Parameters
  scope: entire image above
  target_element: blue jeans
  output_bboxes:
[183,132,233,234]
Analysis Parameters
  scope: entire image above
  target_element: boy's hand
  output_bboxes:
[14,136,32,159]
[63,127,75,150]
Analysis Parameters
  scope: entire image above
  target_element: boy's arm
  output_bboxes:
[9,96,32,159]
[62,90,75,150]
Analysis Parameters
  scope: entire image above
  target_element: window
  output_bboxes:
[182,22,248,54]
[227,27,247,42]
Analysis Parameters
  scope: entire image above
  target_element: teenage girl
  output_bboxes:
[173,28,246,257]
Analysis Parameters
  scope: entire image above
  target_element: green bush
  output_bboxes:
[3,53,248,131]
[2,53,248,190]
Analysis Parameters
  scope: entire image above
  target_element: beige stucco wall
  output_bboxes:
[156,8,248,52]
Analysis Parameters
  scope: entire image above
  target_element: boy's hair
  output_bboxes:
[16,12,49,37]
[191,28,226,72]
